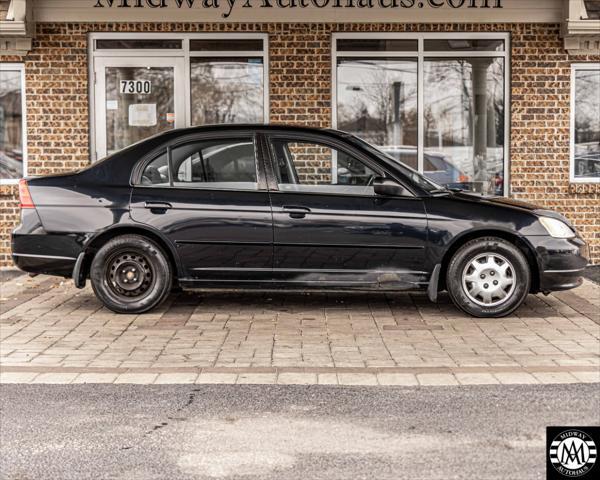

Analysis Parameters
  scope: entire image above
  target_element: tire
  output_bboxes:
[90,234,172,314]
[446,237,531,318]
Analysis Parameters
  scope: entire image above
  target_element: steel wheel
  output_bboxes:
[105,250,154,299]
[461,253,516,307]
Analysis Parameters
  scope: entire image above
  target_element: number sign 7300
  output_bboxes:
[119,80,152,95]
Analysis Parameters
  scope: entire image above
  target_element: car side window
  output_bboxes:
[270,139,379,195]
[140,137,258,190]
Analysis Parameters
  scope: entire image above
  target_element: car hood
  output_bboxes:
[449,192,573,226]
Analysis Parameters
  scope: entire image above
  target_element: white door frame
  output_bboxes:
[93,56,186,160]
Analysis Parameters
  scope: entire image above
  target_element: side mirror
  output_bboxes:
[373,177,411,197]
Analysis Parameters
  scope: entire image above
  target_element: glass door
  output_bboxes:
[94,57,185,159]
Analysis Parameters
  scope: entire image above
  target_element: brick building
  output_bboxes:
[0,0,599,267]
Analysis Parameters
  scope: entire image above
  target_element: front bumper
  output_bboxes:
[525,235,589,292]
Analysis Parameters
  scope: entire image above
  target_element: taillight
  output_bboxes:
[18,179,35,209]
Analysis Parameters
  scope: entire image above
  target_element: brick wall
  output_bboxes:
[1,22,599,267]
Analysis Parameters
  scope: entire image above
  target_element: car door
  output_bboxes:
[130,132,273,282]
[263,132,428,289]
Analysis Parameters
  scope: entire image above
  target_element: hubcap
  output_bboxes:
[462,253,516,307]
[106,252,153,298]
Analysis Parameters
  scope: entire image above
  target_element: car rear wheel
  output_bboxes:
[90,234,172,314]
[446,237,530,318]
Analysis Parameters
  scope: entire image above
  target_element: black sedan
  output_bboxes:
[12,125,589,317]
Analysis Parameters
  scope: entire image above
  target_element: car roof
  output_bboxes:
[160,124,353,139]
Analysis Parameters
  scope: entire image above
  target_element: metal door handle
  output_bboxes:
[282,205,311,219]
[144,201,172,212]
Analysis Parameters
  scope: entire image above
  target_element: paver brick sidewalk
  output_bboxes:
[1,272,598,385]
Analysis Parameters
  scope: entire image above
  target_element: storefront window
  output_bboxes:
[571,64,600,183]
[91,34,268,160]
[191,58,264,125]
[335,34,508,195]
[424,57,505,195]
[0,64,26,182]
[337,58,418,169]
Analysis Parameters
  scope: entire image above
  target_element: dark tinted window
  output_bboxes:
[190,39,264,51]
[424,39,504,52]
[96,39,182,50]
[337,39,417,52]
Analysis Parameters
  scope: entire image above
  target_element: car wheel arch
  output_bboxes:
[438,229,541,294]
[81,225,182,282]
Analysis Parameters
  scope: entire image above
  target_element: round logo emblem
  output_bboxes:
[550,429,597,477]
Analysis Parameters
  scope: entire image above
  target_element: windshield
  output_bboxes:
[348,136,445,193]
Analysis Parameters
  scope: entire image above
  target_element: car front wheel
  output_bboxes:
[90,234,172,314]
[446,237,531,318]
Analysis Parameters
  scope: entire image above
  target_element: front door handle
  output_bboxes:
[144,201,172,213]
[282,205,311,219]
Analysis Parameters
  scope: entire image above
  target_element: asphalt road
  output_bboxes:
[1,384,599,480]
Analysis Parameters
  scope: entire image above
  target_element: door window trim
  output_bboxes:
[132,131,267,192]
[332,32,511,196]
[88,32,269,162]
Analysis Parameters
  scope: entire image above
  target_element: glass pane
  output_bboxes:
[190,39,263,51]
[272,140,377,195]
[105,66,175,155]
[141,151,169,186]
[337,58,418,169]
[424,39,504,52]
[96,39,182,50]
[190,58,264,125]
[173,138,257,190]
[574,69,600,179]
[424,57,505,195]
[0,70,24,180]
[337,39,418,52]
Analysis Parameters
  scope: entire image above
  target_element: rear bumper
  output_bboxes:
[12,252,77,277]
[12,209,87,277]
[526,235,589,292]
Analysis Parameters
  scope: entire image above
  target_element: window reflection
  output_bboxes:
[337,58,418,169]
[424,57,505,195]
[190,57,264,125]
[0,69,24,180]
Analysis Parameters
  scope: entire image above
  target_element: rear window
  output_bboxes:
[140,137,257,190]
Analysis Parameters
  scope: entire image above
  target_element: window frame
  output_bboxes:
[332,32,511,196]
[570,63,600,184]
[0,63,27,185]
[88,32,269,162]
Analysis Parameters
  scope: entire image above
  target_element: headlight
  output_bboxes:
[539,216,575,239]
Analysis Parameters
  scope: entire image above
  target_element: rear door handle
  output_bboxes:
[144,201,172,212]
[282,205,311,219]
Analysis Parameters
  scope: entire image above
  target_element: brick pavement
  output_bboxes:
[1,272,598,385]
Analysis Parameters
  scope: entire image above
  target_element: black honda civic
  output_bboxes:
[12,125,589,317]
